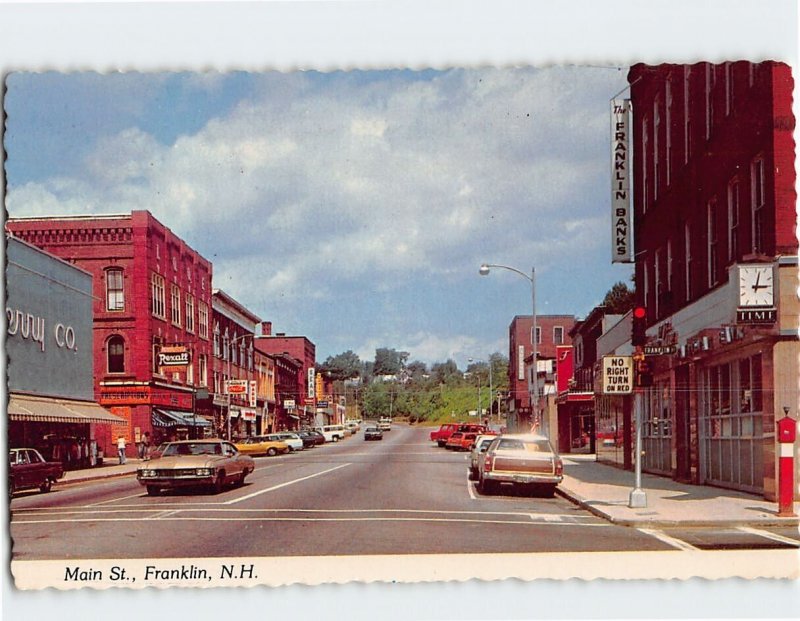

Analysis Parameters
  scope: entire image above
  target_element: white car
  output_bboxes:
[314,424,346,442]
[265,432,304,452]
[378,417,392,431]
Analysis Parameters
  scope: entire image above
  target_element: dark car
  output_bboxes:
[364,426,383,441]
[9,448,64,497]
[300,429,325,446]
[295,431,318,449]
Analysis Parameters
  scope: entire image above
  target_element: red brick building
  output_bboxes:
[255,322,316,428]
[7,211,214,454]
[211,289,261,439]
[628,62,798,498]
[266,351,304,431]
[507,314,575,431]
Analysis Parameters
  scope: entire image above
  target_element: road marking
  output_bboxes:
[223,463,352,505]
[467,478,477,500]
[737,526,800,547]
[637,528,699,551]
[147,510,180,520]
[88,492,145,506]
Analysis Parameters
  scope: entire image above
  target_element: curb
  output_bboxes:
[556,487,800,528]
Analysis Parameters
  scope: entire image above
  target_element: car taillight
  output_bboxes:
[555,458,563,476]
[484,455,494,471]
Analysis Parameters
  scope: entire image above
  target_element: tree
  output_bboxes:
[373,347,409,376]
[318,350,363,382]
[431,359,460,384]
[602,281,635,314]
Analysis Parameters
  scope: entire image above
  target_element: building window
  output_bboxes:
[531,326,542,346]
[553,326,564,345]
[248,344,254,371]
[684,222,693,302]
[653,95,660,201]
[728,179,740,262]
[198,302,209,339]
[654,248,662,318]
[151,273,166,319]
[642,116,649,213]
[683,66,692,164]
[665,79,672,186]
[199,354,208,387]
[642,258,650,310]
[704,63,714,140]
[107,335,125,373]
[105,268,125,311]
[707,199,719,287]
[222,330,229,362]
[666,238,674,295]
[170,284,181,326]
[186,359,194,385]
[185,294,195,333]
[751,156,766,253]
[724,62,732,116]
[213,323,221,358]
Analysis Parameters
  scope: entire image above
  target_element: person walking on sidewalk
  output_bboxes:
[117,435,127,465]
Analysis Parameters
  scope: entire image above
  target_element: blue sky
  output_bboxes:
[5,68,633,367]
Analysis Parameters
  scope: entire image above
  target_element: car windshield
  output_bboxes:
[495,439,552,453]
[366,427,378,431]
[163,443,222,456]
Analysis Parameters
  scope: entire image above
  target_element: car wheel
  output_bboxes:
[333,436,339,442]
[468,468,477,481]
[234,473,246,487]
[541,484,557,498]
[437,441,445,447]
[213,472,226,494]
[146,485,160,496]
[39,478,52,493]
[267,447,278,457]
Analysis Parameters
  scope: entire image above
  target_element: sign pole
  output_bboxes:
[629,388,647,508]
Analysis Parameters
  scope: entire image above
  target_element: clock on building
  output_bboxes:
[738,264,775,308]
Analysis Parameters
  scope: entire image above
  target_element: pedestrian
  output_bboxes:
[117,435,127,465]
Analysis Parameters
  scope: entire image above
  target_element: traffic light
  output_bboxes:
[635,358,653,388]
[631,306,647,347]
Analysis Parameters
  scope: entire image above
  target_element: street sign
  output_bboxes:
[225,379,248,394]
[643,345,677,356]
[249,380,257,407]
[601,355,633,394]
[317,400,329,408]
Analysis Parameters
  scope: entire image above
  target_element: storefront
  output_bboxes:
[6,236,125,466]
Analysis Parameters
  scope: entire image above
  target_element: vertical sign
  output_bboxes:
[517,346,525,381]
[249,380,257,408]
[555,345,574,393]
[611,98,632,263]
[307,367,316,399]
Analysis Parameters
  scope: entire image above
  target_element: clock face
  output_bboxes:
[738,265,774,307]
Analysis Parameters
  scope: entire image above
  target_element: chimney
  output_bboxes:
[261,321,272,336]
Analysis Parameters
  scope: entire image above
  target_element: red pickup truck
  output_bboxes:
[430,423,489,447]
[9,448,64,497]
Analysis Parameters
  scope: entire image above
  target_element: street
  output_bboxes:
[11,424,799,561]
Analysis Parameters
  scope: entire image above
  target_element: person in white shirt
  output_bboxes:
[117,436,127,465]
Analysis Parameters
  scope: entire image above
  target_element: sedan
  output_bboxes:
[264,432,304,452]
[468,435,496,480]
[234,436,290,457]
[136,439,255,496]
[364,426,383,441]
[295,431,319,449]
[476,434,563,497]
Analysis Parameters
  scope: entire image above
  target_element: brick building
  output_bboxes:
[628,61,798,498]
[266,351,304,431]
[7,210,214,453]
[507,314,575,431]
[211,289,261,439]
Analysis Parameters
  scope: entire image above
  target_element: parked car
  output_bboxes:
[454,432,478,452]
[378,418,392,431]
[468,435,497,480]
[295,431,319,449]
[234,436,289,457]
[265,432,304,452]
[476,434,563,497]
[300,429,326,446]
[364,426,383,441]
[9,448,64,497]
[430,423,461,447]
[315,424,346,442]
[445,431,465,450]
[137,439,255,496]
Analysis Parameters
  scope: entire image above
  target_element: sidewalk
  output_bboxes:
[558,455,800,527]
[61,458,143,484]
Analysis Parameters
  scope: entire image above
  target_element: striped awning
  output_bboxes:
[153,409,211,428]
[9,394,126,424]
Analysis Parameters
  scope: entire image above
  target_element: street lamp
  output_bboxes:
[468,357,492,424]
[479,263,536,431]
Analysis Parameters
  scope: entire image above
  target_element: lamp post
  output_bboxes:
[480,263,536,431]
[468,357,492,424]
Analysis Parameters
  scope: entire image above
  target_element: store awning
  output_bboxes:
[9,393,126,425]
[153,409,211,428]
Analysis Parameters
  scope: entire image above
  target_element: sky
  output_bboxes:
[4,68,634,367]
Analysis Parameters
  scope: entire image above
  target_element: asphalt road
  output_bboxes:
[10,424,799,560]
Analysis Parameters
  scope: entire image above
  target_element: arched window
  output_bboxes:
[107,335,125,373]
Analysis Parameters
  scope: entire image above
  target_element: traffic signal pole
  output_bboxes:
[629,387,647,508]
[629,308,649,508]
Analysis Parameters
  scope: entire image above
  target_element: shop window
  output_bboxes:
[105,268,124,311]
[107,335,125,373]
